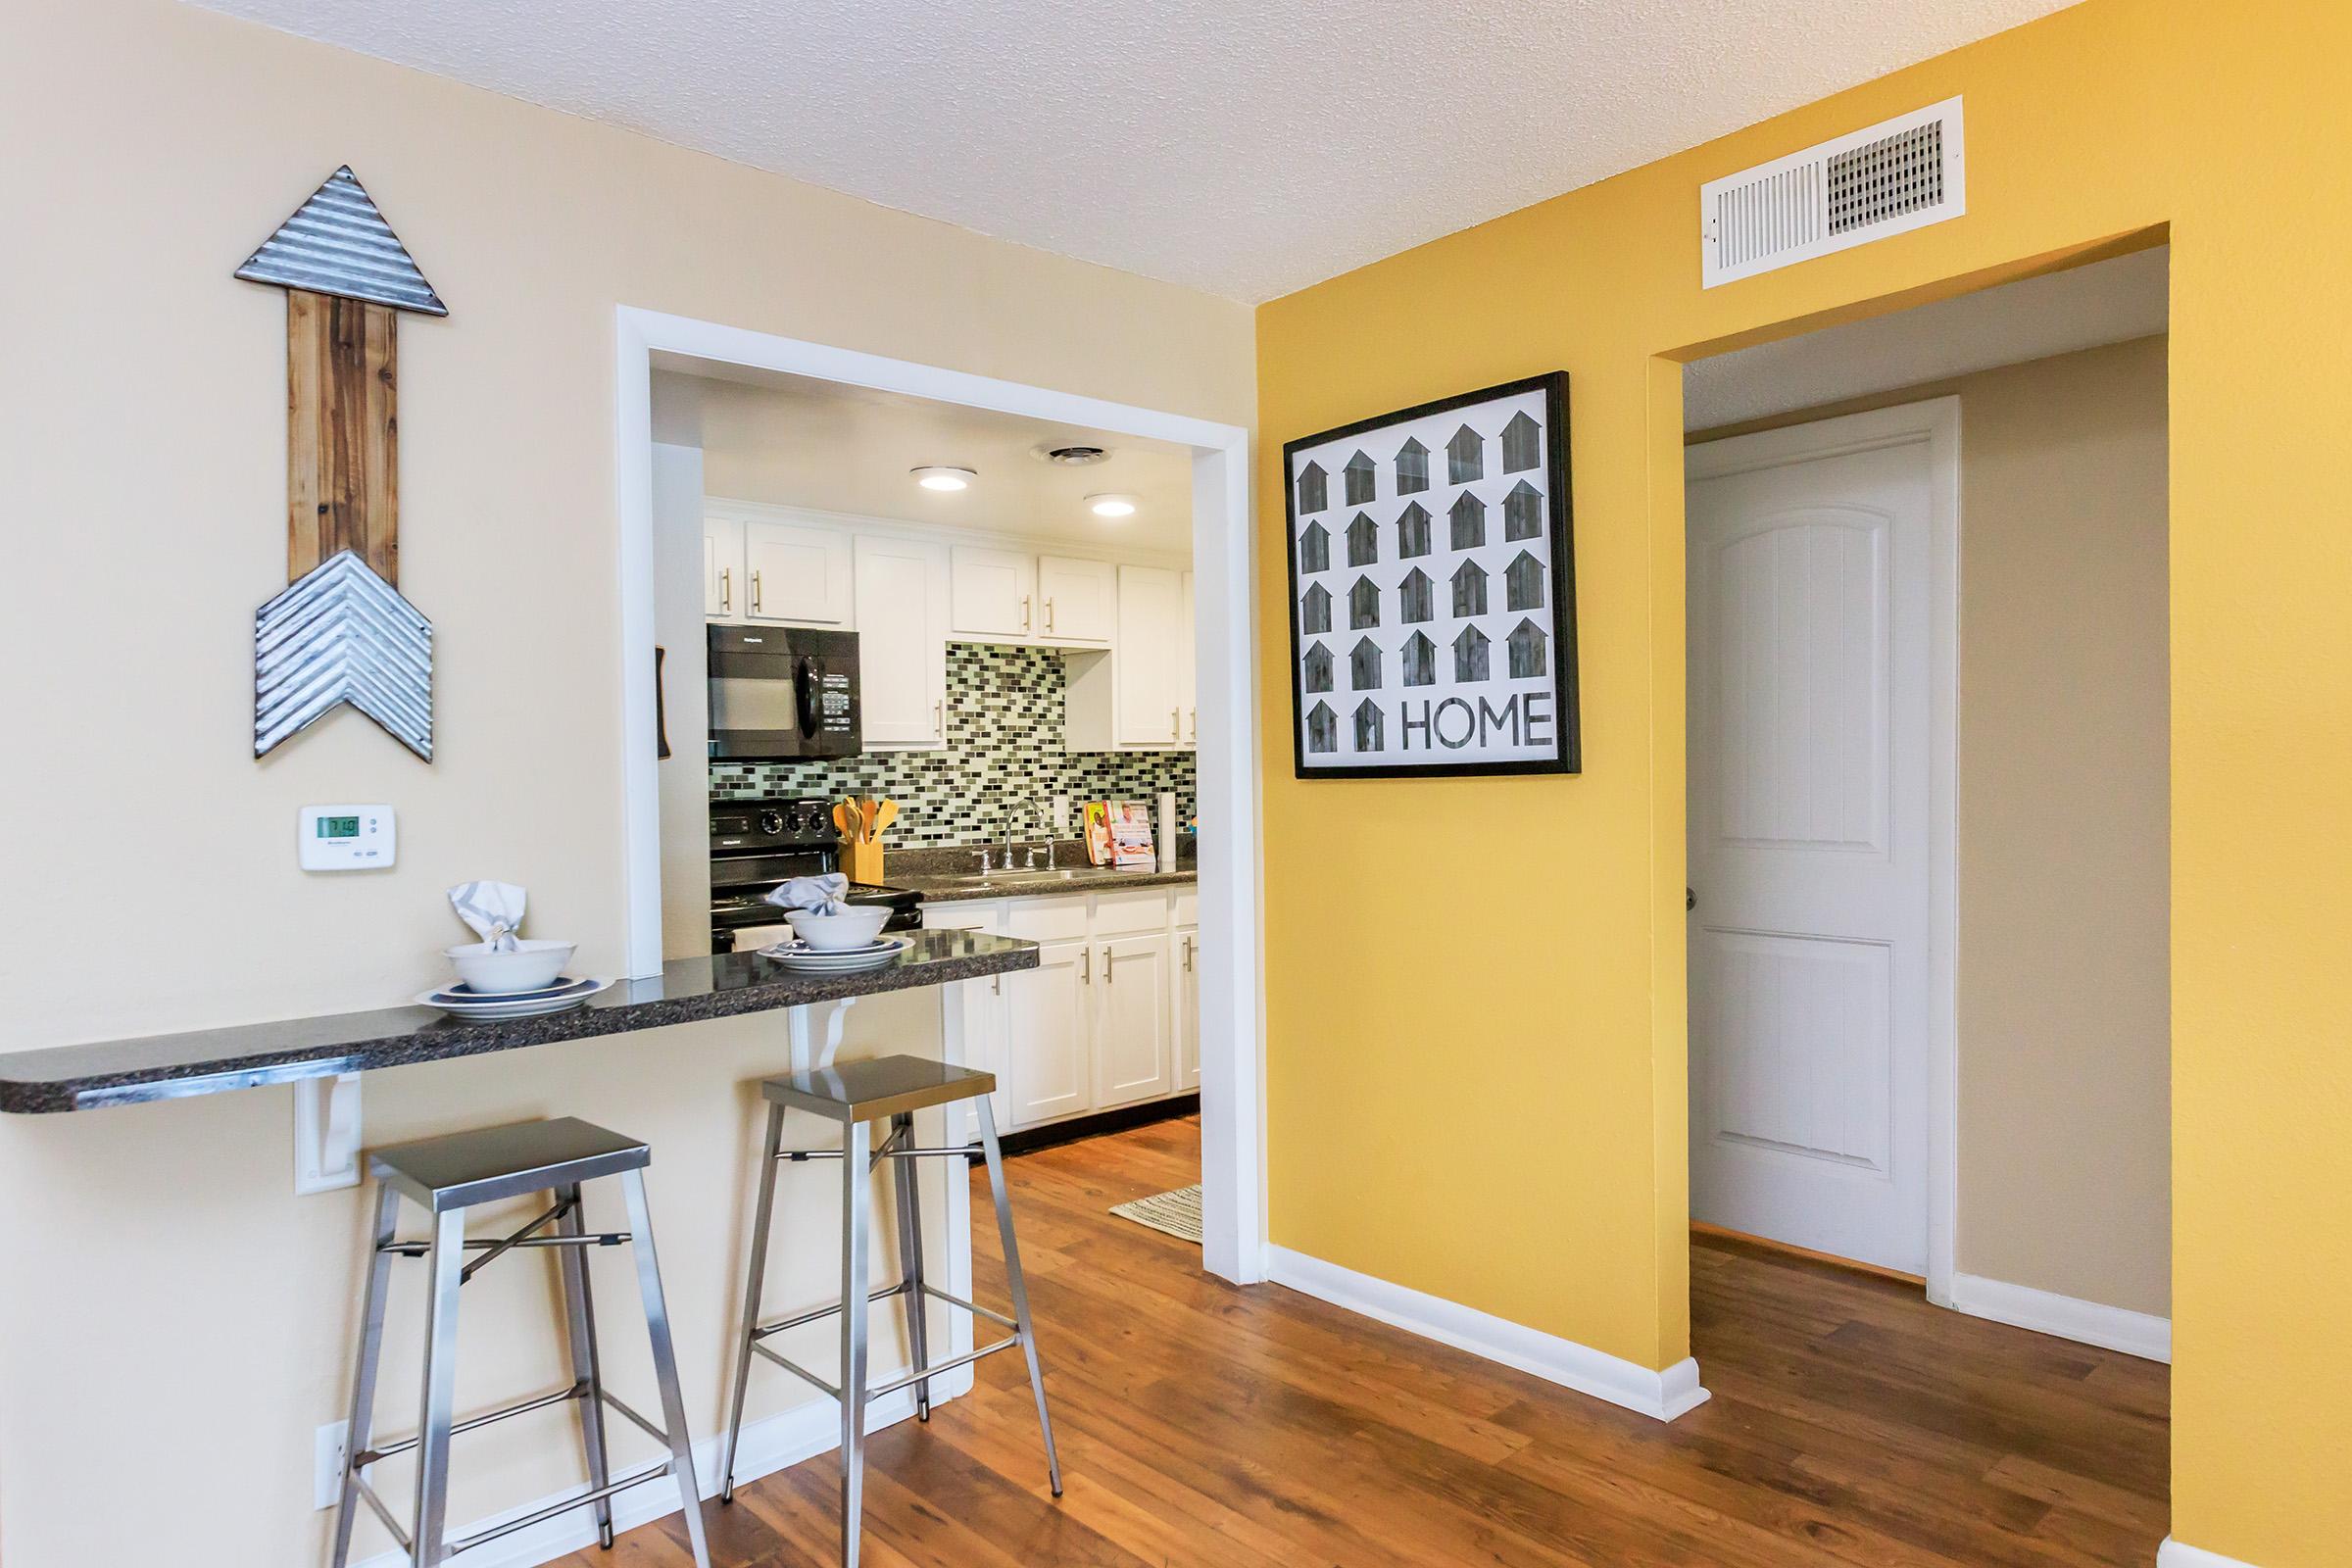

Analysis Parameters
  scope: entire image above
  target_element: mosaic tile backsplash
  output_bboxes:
[711,643,1199,847]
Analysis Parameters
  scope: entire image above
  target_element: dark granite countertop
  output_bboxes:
[0,932,1037,1115]
[889,839,1199,905]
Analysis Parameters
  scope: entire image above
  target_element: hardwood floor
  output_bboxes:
[578,1116,2168,1567]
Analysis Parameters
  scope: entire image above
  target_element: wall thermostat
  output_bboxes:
[299,805,396,871]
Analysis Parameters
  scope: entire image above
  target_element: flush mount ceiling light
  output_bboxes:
[911,466,975,492]
[1086,493,1139,518]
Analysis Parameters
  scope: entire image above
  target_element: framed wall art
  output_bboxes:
[1282,372,1579,778]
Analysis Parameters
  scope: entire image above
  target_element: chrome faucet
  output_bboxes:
[1001,797,1056,871]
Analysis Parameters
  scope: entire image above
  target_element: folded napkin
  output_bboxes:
[764,873,849,917]
[449,880,527,951]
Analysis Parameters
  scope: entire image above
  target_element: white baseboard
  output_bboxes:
[352,1363,971,1568]
[1263,1246,1710,1421]
[2158,1537,2265,1567]
[1948,1272,2172,1363]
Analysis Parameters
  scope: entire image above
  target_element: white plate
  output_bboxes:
[760,937,909,969]
[432,974,596,1003]
[415,977,612,1018]
[758,937,903,959]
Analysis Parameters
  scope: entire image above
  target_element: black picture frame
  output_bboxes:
[1281,371,1580,779]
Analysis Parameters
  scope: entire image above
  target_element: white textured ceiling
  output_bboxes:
[1685,245,2168,430]
[653,364,1200,552]
[190,0,2082,302]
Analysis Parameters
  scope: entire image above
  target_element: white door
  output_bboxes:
[1037,556,1115,644]
[743,518,853,624]
[1686,402,1949,1277]
[1004,939,1091,1125]
[1174,927,1200,1090]
[852,534,949,748]
[951,547,1036,640]
[1115,564,1186,746]
[1094,933,1174,1107]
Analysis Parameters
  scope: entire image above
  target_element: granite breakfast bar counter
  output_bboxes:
[0,931,1038,1113]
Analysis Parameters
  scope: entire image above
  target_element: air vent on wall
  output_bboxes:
[1700,98,1965,288]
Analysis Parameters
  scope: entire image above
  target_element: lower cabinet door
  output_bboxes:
[1004,939,1092,1127]
[1093,933,1173,1109]
[1175,927,1200,1091]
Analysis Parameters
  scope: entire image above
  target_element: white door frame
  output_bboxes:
[1685,396,1960,1304]
[612,306,1266,1285]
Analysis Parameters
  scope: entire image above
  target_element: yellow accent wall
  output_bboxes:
[1255,2,2352,1562]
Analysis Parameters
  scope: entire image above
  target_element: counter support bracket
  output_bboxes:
[294,1072,364,1195]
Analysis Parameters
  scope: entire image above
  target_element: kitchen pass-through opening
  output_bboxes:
[611,308,1264,1290]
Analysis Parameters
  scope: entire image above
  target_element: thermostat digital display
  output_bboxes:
[299,805,395,870]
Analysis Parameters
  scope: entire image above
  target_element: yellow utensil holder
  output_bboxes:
[842,838,884,885]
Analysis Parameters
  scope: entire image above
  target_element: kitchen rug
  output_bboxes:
[1109,1184,1202,1245]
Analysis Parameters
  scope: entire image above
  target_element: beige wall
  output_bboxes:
[1693,335,2172,1317]
[0,2,1251,1562]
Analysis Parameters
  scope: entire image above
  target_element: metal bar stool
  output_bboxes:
[717,1055,1060,1567]
[328,1118,712,1568]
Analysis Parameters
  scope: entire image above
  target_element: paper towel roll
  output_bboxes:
[1158,792,1178,873]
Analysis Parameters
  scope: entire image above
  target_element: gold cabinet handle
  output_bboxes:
[1046,598,1055,633]
[1182,935,1195,971]
[934,700,944,735]
[1020,594,1031,632]
[1080,946,1091,983]
[1172,707,1181,739]
[751,568,762,613]
[1102,944,1113,982]
[1189,708,1197,741]
[719,566,732,613]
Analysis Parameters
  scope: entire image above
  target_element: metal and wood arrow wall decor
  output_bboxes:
[239,166,444,760]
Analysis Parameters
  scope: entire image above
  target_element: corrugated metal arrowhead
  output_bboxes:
[235,166,448,316]
[255,550,433,760]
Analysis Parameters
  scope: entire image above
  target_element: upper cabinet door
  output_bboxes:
[743,518,853,624]
[853,534,950,749]
[1179,570,1198,748]
[1037,556,1115,645]
[1115,564,1186,746]
[704,515,744,619]
[950,546,1036,640]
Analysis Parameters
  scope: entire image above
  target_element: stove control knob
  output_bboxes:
[757,808,786,837]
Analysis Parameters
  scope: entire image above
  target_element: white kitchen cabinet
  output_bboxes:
[921,903,1011,1127]
[704,515,743,617]
[742,518,854,624]
[852,533,949,748]
[1004,939,1093,1126]
[924,886,1199,1132]
[1094,933,1173,1107]
[1179,571,1199,746]
[1037,556,1115,645]
[950,546,1036,640]
[1114,564,1189,747]
[1174,926,1200,1091]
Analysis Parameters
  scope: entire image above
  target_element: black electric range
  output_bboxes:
[709,797,923,953]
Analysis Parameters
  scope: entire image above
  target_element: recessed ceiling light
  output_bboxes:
[1087,493,1138,518]
[911,466,975,492]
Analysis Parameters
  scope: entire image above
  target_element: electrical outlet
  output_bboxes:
[1052,795,1071,834]
[314,1419,349,1510]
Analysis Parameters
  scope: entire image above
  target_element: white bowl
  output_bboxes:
[784,906,891,952]
[444,938,574,996]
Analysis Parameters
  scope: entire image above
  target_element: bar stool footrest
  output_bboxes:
[355,1379,590,1464]
[865,1333,1021,1403]
[444,1457,676,1556]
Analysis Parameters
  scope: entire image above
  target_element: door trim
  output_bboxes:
[1686,396,1960,1305]
[612,306,1266,1287]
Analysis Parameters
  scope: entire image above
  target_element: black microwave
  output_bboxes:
[707,625,861,760]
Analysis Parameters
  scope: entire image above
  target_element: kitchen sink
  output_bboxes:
[935,867,1092,886]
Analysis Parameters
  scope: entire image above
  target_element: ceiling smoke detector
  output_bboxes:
[1032,442,1112,466]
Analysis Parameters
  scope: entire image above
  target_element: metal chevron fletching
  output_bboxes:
[255,550,433,760]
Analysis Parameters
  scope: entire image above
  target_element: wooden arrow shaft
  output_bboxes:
[286,290,398,584]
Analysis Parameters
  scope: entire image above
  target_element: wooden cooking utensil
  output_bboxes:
[870,800,899,836]
[832,803,852,838]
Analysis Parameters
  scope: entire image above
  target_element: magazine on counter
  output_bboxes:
[1082,800,1155,869]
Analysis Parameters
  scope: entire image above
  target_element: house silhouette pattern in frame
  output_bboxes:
[1283,372,1578,777]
